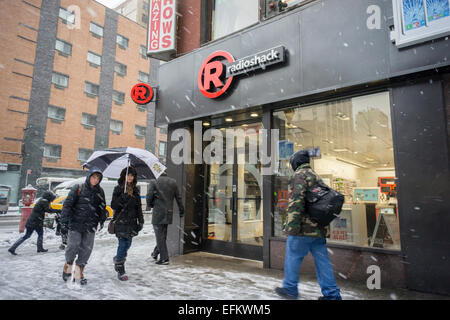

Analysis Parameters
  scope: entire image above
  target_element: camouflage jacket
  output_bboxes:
[283,163,329,238]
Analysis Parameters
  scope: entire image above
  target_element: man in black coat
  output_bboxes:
[8,190,60,255]
[146,171,184,265]
[60,167,107,285]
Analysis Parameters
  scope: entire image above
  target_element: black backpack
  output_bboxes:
[305,181,345,227]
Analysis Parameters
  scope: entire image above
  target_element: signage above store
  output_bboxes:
[147,0,177,61]
[225,46,286,77]
[198,46,286,99]
[131,83,155,104]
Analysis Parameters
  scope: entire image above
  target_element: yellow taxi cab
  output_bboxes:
[32,196,114,229]
[49,196,114,218]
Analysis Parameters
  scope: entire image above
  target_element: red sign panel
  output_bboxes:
[198,51,235,99]
[148,0,176,53]
[131,83,154,105]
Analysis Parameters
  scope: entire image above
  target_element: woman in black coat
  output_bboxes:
[110,166,144,281]
[8,190,61,255]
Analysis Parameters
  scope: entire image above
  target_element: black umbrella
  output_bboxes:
[83,147,166,181]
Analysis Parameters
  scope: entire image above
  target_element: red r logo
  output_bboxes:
[131,83,153,104]
[198,51,235,99]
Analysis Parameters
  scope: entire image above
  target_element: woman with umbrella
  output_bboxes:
[110,166,144,281]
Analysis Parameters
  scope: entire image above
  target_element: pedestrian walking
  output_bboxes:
[146,171,184,265]
[55,212,68,250]
[8,191,61,255]
[60,167,107,285]
[110,166,144,281]
[275,149,342,300]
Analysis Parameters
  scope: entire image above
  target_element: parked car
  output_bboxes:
[0,185,12,214]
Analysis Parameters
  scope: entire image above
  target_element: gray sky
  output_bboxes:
[95,0,126,9]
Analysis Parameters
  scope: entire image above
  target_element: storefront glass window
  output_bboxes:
[212,0,259,40]
[273,92,401,251]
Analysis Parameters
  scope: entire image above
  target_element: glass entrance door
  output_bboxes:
[205,122,264,259]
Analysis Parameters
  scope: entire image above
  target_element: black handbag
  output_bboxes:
[108,196,132,234]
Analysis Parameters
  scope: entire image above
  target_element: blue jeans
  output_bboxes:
[282,236,341,299]
[10,226,44,251]
[116,238,133,261]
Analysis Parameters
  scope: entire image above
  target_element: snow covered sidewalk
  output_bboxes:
[2,220,444,300]
[0,221,361,300]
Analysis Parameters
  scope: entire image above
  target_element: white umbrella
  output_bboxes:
[83,147,166,181]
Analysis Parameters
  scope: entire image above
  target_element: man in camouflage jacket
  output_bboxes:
[275,149,342,300]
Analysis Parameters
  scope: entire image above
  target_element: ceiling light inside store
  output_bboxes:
[242,124,248,127]
[225,118,233,122]
[336,158,368,169]
[250,113,259,118]
[203,122,210,127]
[336,113,350,120]
[333,148,350,152]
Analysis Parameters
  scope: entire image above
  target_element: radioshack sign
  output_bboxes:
[198,46,286,99]
[147,0,176,58]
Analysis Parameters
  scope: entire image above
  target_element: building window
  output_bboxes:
[59,7,75,24]
[137,104,147,112]
[138,71,150,83]
[159,141,166,157]
[272,92,400,251]
[116,34,129,49]
[43,144,62,159]
[81,113,96,127]
[212,0,259,40]
[78,148,93,162]
[52,72,69,89]
[115,62,127,77]
[47,105,66,121]
[113,90,125,105]
[135,125,146,137]
[110,120,123,134]
[90,22,104,38]
[84,81,99,97]
[87,51,101,67]
[159,126,168,135]
[140,45,148,59]
[55,39,72,56]
[392,0,450,48]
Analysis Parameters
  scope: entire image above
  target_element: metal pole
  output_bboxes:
[124,156,130,194]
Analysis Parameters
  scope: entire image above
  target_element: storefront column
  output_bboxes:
[391,77,450,295]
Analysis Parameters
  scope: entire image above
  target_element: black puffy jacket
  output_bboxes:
[111,185,144,238]
[26,191,61,229]
[61,167,107,233]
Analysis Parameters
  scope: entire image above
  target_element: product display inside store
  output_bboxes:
[273,92,401,250]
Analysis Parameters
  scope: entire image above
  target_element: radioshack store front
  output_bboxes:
[155,0,450,295]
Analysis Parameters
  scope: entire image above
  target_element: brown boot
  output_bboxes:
[62,262,73,282]
[74,265,87,285]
